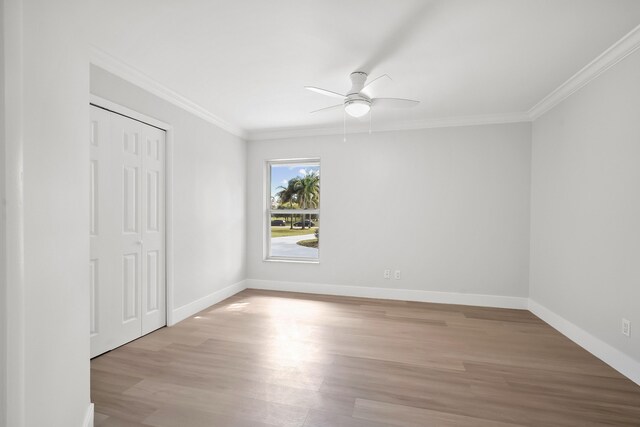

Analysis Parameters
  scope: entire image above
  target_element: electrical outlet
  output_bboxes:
[622,318,631,337]
[383,269,391,279]
[394,270,401,280]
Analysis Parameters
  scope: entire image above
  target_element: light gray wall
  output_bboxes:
[247,123,532,297]
[90,65,247,310]
[0,0,6,423]
[19,0,91,425]
[530,48,640,361]
[2,1,23,424]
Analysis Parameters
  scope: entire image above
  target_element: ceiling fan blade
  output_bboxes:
[305,86,345,99]
[310,104,343,114]
[372,98,420,108]
[363,74,392,93]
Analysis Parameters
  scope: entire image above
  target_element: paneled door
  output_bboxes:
[90,105,166,358]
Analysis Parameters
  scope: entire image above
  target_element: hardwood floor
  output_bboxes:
[91,290,640,426]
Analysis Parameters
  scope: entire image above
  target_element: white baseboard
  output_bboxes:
[529,299,640,386]
[170,280,247,325]
[245,279,528,309]
[83,403,94,427]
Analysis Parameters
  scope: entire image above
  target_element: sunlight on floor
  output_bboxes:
[225,302,250,311]
[266,298,325,367]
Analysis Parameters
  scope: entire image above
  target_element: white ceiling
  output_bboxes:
[90,0,640,138]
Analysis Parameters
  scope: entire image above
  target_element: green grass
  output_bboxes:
[271,226,318,238]
[297,238,319,248]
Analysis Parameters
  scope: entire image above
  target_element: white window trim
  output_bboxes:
[264,158,320,263]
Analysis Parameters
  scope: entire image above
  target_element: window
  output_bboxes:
[266,159,320,262]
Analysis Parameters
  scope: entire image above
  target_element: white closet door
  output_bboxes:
[90,105,115,357]
[140,121,166,335]
[112,113,146,348]
[90,105,166,358]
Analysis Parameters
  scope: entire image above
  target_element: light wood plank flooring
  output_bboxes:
[92,289,640,426]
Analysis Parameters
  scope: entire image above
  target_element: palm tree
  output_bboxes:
[275,179,299,229]
[275,170,320,230]
[293,171,320,230]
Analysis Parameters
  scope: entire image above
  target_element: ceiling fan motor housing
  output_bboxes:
[344,72,370,117]
[348,71,368,94]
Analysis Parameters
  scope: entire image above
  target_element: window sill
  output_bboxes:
[263,258,319,264]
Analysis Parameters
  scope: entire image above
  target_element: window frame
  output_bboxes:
[264,158,320,263]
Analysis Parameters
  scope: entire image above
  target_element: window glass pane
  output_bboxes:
[270,213,319,259]
[271,163,320,210]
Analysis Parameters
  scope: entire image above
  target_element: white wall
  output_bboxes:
[90,65,247,312]
[247,123,532,299]
[2,1,23,424]
[0,0,6,423]
[530,48,640,362]
[4,0,92,425]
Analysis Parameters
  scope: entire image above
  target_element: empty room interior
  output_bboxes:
[2,0,640,426]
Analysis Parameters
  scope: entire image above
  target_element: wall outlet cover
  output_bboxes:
[622,318,630,337]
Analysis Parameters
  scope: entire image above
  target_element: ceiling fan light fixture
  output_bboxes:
[344,98,371,118]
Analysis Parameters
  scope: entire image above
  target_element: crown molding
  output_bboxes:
[89,46,247,139]
[528,24,640,120]
[247,112,531,141]
[90,22,640,141]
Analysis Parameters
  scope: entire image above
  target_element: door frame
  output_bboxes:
[89,94,177,327]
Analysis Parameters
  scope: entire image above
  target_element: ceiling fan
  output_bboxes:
[305,71,419,118]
